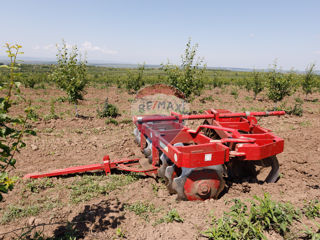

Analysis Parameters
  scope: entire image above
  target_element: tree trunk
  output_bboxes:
[75,103,79,118]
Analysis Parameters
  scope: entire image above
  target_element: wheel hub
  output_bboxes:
[198,182,210,196]
[171,168,225,201]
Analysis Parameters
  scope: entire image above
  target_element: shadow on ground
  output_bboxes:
[53,198,125,239]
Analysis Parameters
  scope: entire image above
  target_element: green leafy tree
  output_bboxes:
[125,64,145,93]
[267,63,295,103]
[252,70,264,100]
[244,77,253,92]
[0,43,35,201]
[302,63,316,98]
[51,40,88,117]
[162,39,206,99]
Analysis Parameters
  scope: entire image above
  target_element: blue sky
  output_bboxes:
[1,0,319,70]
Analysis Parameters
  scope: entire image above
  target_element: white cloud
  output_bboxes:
[314,50,320,55]
[33,41,117,55]
[80,41,117,55]
[32,44,55,51]
[249,33,255,38]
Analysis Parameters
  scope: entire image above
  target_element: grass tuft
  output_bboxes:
[68,173,141,204]
[125,201,158,221]
[203,193,300,239]
[25,178,55,193]
[302,199,320,219]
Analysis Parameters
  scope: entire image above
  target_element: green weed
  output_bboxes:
[125,201,157,221]
[115,227,126,238]
[43,99,59,121]
[74,129,83,134]
[97,98,119,118]
[105,118,119,126]
[25,178,55,193]
[42,128,54,133]
[68,173,140,203]
[245,96,253,102]
[119,119,132,124]
[163,209,184,223]
[203,193,300,239]
[1,199,61,224]
[34,82,46,90]
[36,98,47,103]
[301,223,320,240]
[303,200,320,219]
[55,96,68,103]
[27,108,40,121]
[1,205,41,223]
[154,209,184,225]
[200,96,214,103]
[285,98,304,116]
[299,120,311,127]
[231,88,239,99]
[151,183,159,194]
[249,194,300,236]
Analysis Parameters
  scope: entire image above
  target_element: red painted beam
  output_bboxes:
[23,163,105,179]
[219,111,285,118]
[23,156,142,179]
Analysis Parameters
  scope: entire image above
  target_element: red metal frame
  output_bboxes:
[24,108,284,179]
[24,156,157,179]
[133,108,285,167]
[202,109,284,160]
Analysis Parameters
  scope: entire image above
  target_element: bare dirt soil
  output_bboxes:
[0,86,319,239]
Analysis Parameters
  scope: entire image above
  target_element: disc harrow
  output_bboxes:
[132,108,285,200]
[25,108,285,201]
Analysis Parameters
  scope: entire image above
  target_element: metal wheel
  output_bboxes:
[160,143,184,192]
[226,156,280,183]
[133,128,141,145]
[183,169,224,201]
[165,165,179,194]
[143,139,152,163]
[158,153,169,178]
[172,165,225,201]
[256,156,280,183]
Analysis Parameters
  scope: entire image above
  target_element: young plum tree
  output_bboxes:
[0,43,35,201]
[302,63,316,98]
[51,40,88,117]
[162,39,206,100]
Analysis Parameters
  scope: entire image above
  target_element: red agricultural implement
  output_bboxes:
[24,109,285,201]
